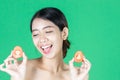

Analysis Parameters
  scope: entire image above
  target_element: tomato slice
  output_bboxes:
[74,51,84,62]
[12,46,23,59]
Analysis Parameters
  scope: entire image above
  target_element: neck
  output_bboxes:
[40,54,64,74]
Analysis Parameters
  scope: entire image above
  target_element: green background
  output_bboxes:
[0,0,120,80]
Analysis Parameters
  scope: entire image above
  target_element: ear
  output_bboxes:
[62,27,69,40]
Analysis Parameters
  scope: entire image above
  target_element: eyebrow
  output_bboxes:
[32,26,54,32]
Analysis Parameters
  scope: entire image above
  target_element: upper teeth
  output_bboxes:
[42,45,51,49]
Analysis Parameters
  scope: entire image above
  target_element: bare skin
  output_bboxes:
[0,51,90,80]
[0,18,91,80]
[25,57,90,80]
[25,58,71,80]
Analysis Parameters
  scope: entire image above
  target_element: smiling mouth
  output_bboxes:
[41,45,53,54]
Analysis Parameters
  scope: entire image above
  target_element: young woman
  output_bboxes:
[0,7,91,80]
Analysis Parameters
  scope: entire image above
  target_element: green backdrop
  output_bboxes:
[0,0,120,80]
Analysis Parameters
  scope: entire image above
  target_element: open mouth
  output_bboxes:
[40,45,53,54]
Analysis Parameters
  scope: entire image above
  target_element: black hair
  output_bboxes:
[30,7,70,58]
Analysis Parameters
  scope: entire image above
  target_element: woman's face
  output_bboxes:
[32,18,68,59]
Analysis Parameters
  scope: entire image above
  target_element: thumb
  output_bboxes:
[69,58,77,76]
[21,52,27,65]
[69,58,74,69]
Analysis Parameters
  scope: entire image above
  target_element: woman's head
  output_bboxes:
[30,7,70,58]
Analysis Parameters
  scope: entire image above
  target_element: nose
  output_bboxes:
[39,35,48,43]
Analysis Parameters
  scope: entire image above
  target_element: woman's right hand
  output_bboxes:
[0,51,27,80]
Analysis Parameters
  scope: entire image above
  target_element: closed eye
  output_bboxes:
[46,31,53,33]
[33,34,39,37]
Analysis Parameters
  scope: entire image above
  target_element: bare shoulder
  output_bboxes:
[25,58,42,79]
[26,58,41,67]
[25,57,42,73]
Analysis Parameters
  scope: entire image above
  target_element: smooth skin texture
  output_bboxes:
[0,18,91,80]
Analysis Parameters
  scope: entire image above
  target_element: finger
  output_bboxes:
[81,61,85,69]
[4,51,14,66]
[0,63,6,71]
[69,58,74,68]
[9,58,18,66]
[80,57,87,68]
[4,59,9,67]
[84,58,91,71]
[4,57,17,67]
[7,51,14,58]
[69,58,77,75]
[80,58,91,72]
[21,52,27,64]
[83,58,91,66]
[80,62,86,73]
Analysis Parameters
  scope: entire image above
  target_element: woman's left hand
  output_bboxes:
[69,57,91,80]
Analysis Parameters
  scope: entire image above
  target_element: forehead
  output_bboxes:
[32,18,58,31]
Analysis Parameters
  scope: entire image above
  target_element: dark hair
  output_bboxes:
[30,7,70,58]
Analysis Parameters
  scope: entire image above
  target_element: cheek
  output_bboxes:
[50,34,63,46]
[48,33,63,42]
